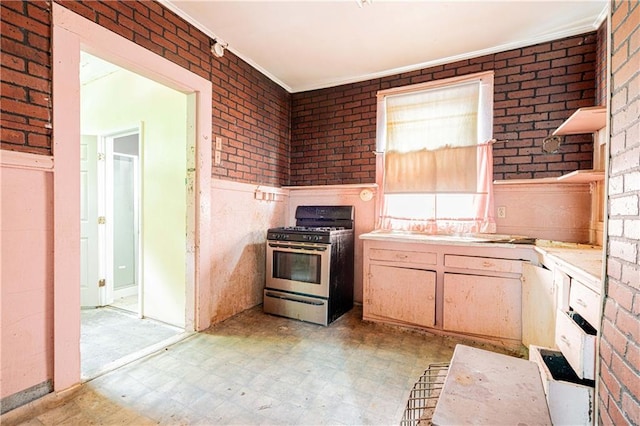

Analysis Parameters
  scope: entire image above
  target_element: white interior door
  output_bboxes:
[80,135,99,307]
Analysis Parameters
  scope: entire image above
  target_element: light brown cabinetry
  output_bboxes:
[522,263,556,348]
[528,245,602,424]
[443,273,521,339]
[367,265,436,327]
[362,235,536,348]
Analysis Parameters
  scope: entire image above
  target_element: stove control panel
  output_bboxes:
[267,232,331,244]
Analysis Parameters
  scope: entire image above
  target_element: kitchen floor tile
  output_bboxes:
[4,305,517,425]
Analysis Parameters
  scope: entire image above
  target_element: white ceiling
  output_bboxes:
[162,0,607,93]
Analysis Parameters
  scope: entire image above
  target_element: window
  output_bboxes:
[376,71,496,234]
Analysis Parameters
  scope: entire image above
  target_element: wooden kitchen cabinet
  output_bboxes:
[569,278,601,332]
[443,273,522,340]
[367,264,436,327]
[361,234,537,349]
[522,263,556,348]
[555,310,597,380]
[530,243,602,424]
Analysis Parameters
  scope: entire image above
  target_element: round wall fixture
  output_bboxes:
[542,135,563,153]
[359,188,374,201]
[211,39,227,58]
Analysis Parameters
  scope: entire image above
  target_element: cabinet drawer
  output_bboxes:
[555,310,597,380]
[529,345,594,425]
[369,248,437,265]
[569,280,600,331]
[444,254,522,274]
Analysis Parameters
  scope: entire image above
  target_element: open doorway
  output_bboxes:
[81,129,142,313]
[79,52,188,379]
[52,3,212,390]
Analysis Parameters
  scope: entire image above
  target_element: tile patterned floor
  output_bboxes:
[109,294,139,313]
[81,307,183,378]
[6,306,512,425]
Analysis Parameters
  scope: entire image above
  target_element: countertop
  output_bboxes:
[534,240,603,285]
[360,231,604,284]
[359,230,536,247]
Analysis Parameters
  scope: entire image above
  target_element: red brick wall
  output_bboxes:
[291,32,599,186]
[0,1,52,155]
[0,0,291,186]
[599,1,640,425]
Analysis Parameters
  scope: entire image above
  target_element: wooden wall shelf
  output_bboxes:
[553,106,607,136]
[494,170,605,185]
[556,170,605,183]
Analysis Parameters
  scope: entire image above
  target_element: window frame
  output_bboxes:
[374,71,495,233]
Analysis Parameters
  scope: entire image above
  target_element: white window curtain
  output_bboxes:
[376,72,496,234]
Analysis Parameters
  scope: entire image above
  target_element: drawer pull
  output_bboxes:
[575,298,587,308]
[396,254,408,259]
[560,335,571,347]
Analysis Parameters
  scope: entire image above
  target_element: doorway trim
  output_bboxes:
[52,4,212,392]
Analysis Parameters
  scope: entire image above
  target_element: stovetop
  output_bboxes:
[267,205,355,243]
[278,226,345,232]
[267,226,353,243]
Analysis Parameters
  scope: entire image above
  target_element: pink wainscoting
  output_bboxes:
[1,159,54,399]
[494,182,593,243]
[287,184,378,304]
[209,180,288,324]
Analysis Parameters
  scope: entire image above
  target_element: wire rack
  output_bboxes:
[400,362,450,426]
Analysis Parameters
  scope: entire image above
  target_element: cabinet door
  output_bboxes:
[367,264,436,327]
[522,263,556,348]
[443,273,521,340]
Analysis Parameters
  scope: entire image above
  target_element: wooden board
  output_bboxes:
[522,263,556,348]
[553,106,606,135]
[432,345,551,425]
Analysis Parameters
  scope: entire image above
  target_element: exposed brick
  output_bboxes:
[612,351,640,402]
[622,393,640,425]
[616,307,640,343]
[600,389,628,426]
[600,337,614,367]
[610,195,640,217]
[602,3,640,424]
[600,361,623,403]
[621,263,640,289]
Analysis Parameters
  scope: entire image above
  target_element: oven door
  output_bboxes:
[266,241,330,298]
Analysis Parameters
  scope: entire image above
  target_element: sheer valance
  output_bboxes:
[375,71,496,234]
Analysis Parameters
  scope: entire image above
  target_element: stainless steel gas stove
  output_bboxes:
[264,205,354,326]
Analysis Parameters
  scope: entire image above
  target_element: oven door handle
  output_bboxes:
[268,243,328,252]
[265,292,326,306]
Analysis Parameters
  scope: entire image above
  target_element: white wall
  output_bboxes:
[81,70,187,327]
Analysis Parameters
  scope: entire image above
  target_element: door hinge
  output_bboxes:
[98,216,106,224]
[98,279,106,287]
[98,153,105,161]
